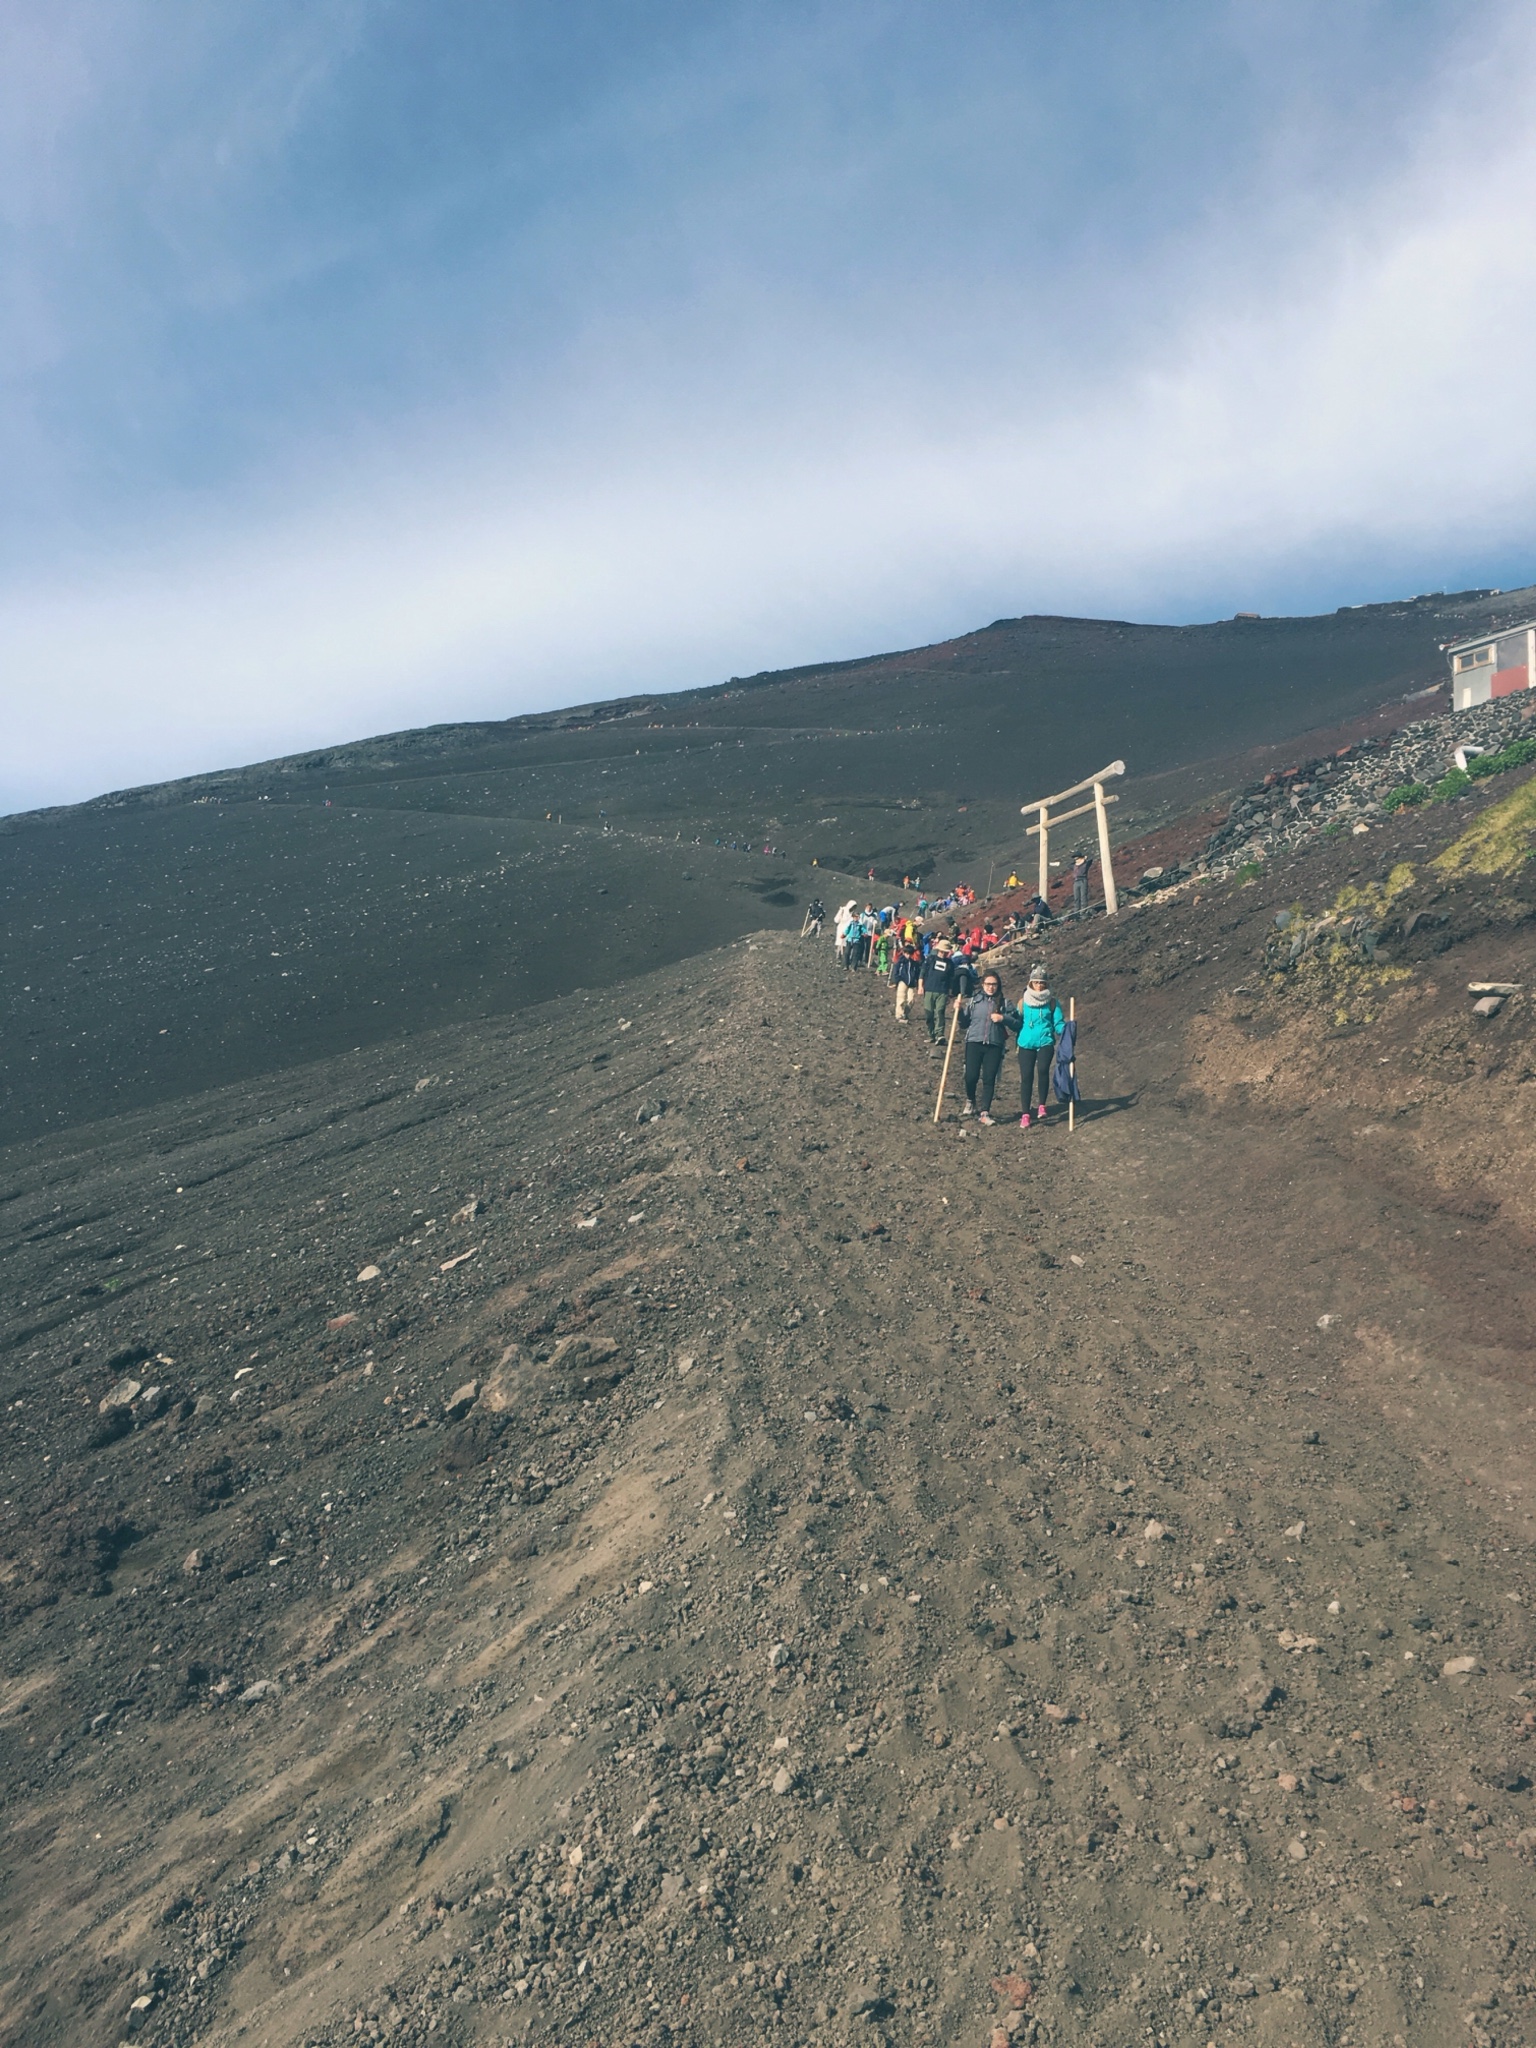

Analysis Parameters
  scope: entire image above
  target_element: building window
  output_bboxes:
[1454,646,1492,672]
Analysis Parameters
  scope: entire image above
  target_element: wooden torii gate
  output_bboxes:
[1021,759,1126,915]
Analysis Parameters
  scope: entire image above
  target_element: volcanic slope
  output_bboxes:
[5,584,1528,1145]
[3,763,1536,2048]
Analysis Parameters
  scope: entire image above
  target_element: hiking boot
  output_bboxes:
[1019,1114,1031,1128]
[1036,1104,1047,1122]
[960,1102,975,1118]
[978,1112,994,1126]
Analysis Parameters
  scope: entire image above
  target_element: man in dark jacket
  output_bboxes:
[959,969,1017,1124]
[890,940,922,1023]
[921,940,954,1045]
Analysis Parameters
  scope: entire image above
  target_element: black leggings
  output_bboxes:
[1019,1043,1052,1112]
[964,1041,1004,1111]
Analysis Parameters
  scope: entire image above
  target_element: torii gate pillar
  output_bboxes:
[1037,805,1050,900]
[1093,783,1119,916]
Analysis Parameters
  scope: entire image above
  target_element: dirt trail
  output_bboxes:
[3,784,1536,2048]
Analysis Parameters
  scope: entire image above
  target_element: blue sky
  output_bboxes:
[4,0,1536,811]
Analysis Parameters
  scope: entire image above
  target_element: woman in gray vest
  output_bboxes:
[959,968,1017,1125]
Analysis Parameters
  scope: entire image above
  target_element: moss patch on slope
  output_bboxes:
[1433,770,1536,878]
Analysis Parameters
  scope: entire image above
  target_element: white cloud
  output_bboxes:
[3,2,1535,812]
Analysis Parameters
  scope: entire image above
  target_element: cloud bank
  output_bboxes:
[3,1,1535,812]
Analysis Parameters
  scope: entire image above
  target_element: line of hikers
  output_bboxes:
[809,898,1078,1128]
[923,947,1075,1126]
[821,894,1053,972]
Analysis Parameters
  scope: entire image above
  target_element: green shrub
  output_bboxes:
[1381,782,1430,812]
[1381,736,1536,817]
[1466,733,1536,780]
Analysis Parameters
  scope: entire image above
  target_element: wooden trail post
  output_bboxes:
[933,998,961,1123]
[1022,760,1125,914]
[1068,996,1076,1133]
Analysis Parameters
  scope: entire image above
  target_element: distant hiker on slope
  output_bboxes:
[1017,961,1066,1127]
[960,968,1016,1125]
[806,897,825,936]
[1072,853,1091,918]
[833,899,858,965]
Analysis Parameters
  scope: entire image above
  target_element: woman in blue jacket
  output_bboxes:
[1017,962,1065,1127]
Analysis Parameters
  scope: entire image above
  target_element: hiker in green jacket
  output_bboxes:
[1016,962,1065,1127]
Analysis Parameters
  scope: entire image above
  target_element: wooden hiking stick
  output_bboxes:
[1068,996,1076,1134]
[933,999,961,1123]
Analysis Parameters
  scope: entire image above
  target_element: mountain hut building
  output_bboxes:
[1446,622,1536,710]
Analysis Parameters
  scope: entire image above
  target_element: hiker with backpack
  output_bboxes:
[1017,961,1066,1127]
[890,938,922,1023]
